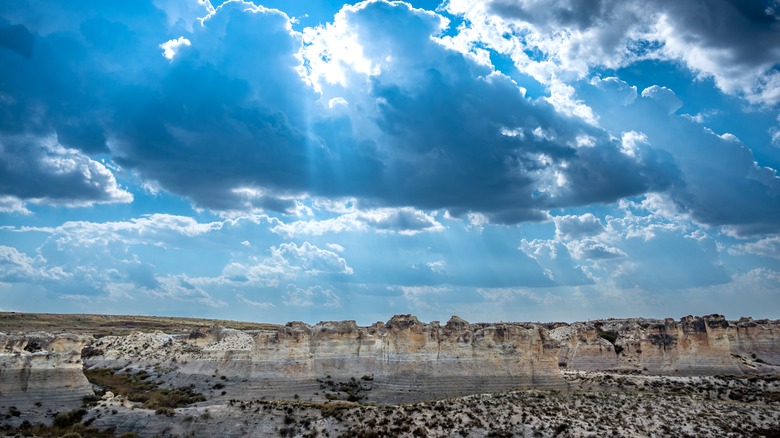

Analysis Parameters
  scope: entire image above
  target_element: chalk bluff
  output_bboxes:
[0,332,93,423]
[2,314,779,415]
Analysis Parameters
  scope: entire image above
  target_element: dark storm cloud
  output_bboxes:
[322,1,678,221]
[660,0,780,67]
[486,0,780,67]
[0,135,131,205]
[479,0,780,103]
[487,0,616,30]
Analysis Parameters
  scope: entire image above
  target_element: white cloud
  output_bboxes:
[732,236,780,259]
[640,85,682,114]
[326,243,345,252]
[302,0,449,93]
[566,239,626,260]
[399,285,448,311]
[59,294,93,304]
[283,284,340,308]
[446,0,780,105]
[148,274,227,308]
[477,287,558,304]
[544,79,598,125]
[620,130,648,158]
[0,135,132,208]
[272,241,353,276]
[0,245,68,283]
[553,213,605,240]
[426,260,446,274]
[0,196,31,215]
[772,115,780,147]
[271,207,444,236]
[18,214,233,249]
[159,36,191,60]
[220,241,353,288]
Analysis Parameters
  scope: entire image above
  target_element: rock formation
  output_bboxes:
[0,332,93,425]
[1,313,778,426]
[552,314,780,376]
[84,315,566,403]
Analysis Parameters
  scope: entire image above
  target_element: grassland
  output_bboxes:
[0,312,280,336]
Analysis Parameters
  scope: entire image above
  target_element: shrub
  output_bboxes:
[155,407,175,417]
[53,409,88,428]
[84,368,205,410]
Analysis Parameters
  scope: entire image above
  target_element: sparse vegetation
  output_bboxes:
[0,407,119,438]
[0,311,279,336]
[84,367,205,410]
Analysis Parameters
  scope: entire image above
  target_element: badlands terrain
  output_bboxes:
[1,312,779,437]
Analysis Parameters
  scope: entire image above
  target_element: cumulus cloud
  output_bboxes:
[219,241,353,289]
[271,206,443,236]
[159,36,191,60]
[0,0,682,223]
[585,77,780,235]
[553,213,605,240]
[5,213,232,249]
[733,236,780,259]
[0,135,132,207]
[0,196,30,214]
[600,213,730,290]
[272,242,353,276]
[566,239,626,260]
[447,0,780,105]
[301,0,674,222]
[0,245,67,283]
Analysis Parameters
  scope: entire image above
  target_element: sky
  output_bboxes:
[0,0,779,325]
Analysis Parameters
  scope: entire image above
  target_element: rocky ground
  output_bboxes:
[4,370,779,437]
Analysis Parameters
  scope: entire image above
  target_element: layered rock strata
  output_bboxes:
[1,313,779,423]
[85,315,566,403]
[0,332,93,425]
[552,314,780,375]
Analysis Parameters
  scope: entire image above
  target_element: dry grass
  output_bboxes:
[0,311,280,336]
[84,368,205,411]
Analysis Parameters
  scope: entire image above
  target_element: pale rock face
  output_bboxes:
[84,315,567,403]
[0,333,93,425]
[553,324,618,370]
[78,315,780,403]
[554,315,780,375]
[2,313,778,423]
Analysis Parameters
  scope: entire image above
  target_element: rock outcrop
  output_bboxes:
[0,332,93,425]
[2,313,778,425]
[85,315,566,403]
[552,314,780,375]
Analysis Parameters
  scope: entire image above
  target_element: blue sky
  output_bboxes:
[1,0,779,324]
